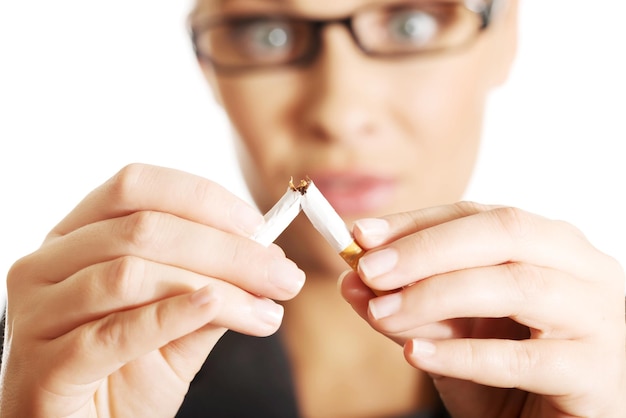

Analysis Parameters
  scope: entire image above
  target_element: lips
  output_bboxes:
[308,172,397,217]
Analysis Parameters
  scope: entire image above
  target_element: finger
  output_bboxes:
[47,284,283,386]
[21,212,305,299]
[37,256,291,339]
[429,376,519,418]
[338,270,455,344]
[366,263,604,338]
[48,164,264,239]
[338,270,374,321]
[404,338,585,396]
[353,201,499,248]
[34,257,216,339]
[357,206,612,290]
[46,285,224,386]
[158,323,229,383]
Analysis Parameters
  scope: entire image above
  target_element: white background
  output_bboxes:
[1,1,625,305]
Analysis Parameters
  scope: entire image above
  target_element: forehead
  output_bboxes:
[194,0,390,17]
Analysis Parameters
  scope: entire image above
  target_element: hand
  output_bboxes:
[340,202,626,418]
[0,164,305,418]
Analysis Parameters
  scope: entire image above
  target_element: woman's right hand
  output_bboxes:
[0,164,306,418]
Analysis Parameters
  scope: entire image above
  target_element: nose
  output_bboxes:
[297,24,386,146]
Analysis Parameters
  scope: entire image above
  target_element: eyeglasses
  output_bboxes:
[191,0,497,73]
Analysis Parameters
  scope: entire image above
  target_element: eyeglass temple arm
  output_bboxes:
[483,0,508,28]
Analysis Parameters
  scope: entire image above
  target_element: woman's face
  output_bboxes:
[193,0,518,272]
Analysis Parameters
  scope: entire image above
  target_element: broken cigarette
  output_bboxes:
[252,178,390,296]
[252,177,365,271]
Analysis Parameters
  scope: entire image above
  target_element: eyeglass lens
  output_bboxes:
[193,1,489,70]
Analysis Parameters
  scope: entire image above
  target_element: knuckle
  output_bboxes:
[106,163,150,208]
[490,206,535,241]
[397,211,423,231]
[220,234,247,269]
[452,201,487,216]
[106,256,146,303]
[89,315,128,355]
[121,210,165,251]
[411,227,439,260]
[191,176,221,207]
[461,339,482,375]
[6,255,30,291]
[6,252,42,294]
[505,262,545,302]
[152,303,169,334]
[506,343,535,386]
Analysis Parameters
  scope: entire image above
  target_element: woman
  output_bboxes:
[1,0,624,417]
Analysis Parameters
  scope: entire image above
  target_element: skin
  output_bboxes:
[1,1,625,418]
[1,165,305,417]
[198,0,516,275]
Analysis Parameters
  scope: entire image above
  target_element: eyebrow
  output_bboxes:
[192,0,297,23]
[194,0,287,14]
[238,0,286,3]
[214,0,288,6]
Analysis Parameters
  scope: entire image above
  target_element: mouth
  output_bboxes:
[307,172,397,217]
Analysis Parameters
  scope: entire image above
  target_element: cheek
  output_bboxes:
[402,53,489,142]
[216,75,303,209]
[391,54,491,205]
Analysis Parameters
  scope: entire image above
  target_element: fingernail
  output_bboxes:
[189,285,217,308]
[409,339,436,357]
[354,218,390,244]
[268,258,306,294]
[254,297,284,327]
[359,248,398,279]
[336,269,352,293]
[231,200,264,235]
[368,292,402,320]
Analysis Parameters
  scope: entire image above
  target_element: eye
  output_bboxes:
[232,19,294,56]
[387,10,438,45]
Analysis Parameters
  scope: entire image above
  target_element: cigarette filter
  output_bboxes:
[299,180,365,270]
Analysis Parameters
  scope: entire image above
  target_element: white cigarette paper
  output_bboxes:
[300,181,354,252]
[252,178,365,271]
[252,178,388,295]
[252,185,302,247]
[300,180,365,271]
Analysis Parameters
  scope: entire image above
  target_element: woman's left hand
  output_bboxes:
[340,202,626,418]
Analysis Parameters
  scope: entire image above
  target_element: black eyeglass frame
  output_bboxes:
[190,0,497,74]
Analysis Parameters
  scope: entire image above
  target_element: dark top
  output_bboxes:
[176,330,450,418]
